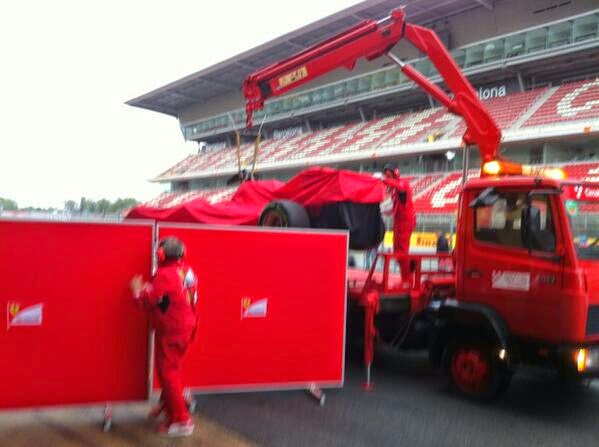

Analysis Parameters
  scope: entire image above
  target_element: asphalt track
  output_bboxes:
[2,349,599,446]
[196,348,599,447]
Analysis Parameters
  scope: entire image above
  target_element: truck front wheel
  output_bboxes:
[445,338,511,401]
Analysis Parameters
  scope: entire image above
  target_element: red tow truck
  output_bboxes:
[242,8,599,399]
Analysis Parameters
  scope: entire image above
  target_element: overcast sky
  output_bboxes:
[0,0,361,208]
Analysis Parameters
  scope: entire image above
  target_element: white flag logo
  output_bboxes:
[242,298,268,318]
[7,303,44,328]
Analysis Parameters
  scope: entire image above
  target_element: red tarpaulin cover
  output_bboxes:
[126,167,385,225]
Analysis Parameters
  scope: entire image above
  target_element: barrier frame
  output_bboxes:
[0,217,156,428]
[156,222,349,402]
[0,217,348,416]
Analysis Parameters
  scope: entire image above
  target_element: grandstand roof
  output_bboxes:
[126,0,492,116]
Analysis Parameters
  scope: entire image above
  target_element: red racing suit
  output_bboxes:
[135,260,198,423]
[383,176,416,280]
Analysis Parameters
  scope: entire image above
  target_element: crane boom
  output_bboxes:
[243,8,502,164]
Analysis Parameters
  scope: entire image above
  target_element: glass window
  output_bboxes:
[565,197,599,260]
[333,83,347,99]
[346,78,358,96]
[372,71,386,90]
[528,195,556,252]
[525,28,547,54]
[474,192,555,252]
[414,58,433,76]
[291,96,302,110]
[321,86,335,102]
[464,45,484,67]
[450,48,466,68]
[357,75,372,93]
[573,13,599,42]
[280,98,292,112]
[548,21,572,48]
[483,38,505,63]
[265,102,278,115]
[384,69,400,87]
[505,34,525,58]
[298,92,312,108]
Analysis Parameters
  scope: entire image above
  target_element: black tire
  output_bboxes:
[258,200,310,228]
[443,337,511,402]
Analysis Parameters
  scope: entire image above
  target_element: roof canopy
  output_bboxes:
[126,0,489,116]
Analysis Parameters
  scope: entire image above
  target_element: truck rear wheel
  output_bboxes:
[258,200,310,228]
[445,338,511,401]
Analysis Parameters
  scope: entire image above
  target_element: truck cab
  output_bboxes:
[437,177,599,398]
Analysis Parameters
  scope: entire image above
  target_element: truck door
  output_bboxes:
[460,190,563,342]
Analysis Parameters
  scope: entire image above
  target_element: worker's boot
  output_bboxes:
[157,419,194,437]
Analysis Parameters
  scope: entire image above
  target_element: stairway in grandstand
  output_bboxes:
[158,77,599,179]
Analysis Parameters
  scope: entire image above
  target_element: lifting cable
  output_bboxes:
[235,130,242,177]
[250,113,267,180]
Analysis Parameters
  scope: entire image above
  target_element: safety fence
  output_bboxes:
[0,218,348,411]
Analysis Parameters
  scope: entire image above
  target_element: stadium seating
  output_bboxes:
[334,115,407,154]
[524,78,599,127]
[408,173,444,195]
[157,78,599,181]
[149,161,599,217]
[144,187,236,208]
[157,155,198,178]
[378,109,455,148]
[563,162,599,182]
[449,87,549,137]
[412,172,466,213]
[408,162,599,213]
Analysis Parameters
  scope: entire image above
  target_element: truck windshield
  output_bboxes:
[565,199,599,260]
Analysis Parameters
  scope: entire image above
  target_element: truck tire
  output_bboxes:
[258,200,310,228]
[444,338,511,401]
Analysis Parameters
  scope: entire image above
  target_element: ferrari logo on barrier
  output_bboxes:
[7,302,44,329]
[241,297,268,319]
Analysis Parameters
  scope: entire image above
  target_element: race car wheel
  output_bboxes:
[258,200,310,228]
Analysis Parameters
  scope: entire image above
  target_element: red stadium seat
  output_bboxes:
[158,79,599,181]
[524,78,599,127]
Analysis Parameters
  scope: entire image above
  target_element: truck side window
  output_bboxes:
[475,192,527,249]
[528,195,556,252]
[474,192,556,252]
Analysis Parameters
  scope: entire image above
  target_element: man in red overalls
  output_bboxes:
[130,236,198,437]
[382,163,416,282]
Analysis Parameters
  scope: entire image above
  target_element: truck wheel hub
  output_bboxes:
[452,348,490,393]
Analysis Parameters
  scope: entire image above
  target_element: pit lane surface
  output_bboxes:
[2,349,598,447]
[196,349,599,447]
[0,403,256,447]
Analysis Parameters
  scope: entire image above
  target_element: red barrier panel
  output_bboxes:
[157,224,348,392]
[0,219,153,409]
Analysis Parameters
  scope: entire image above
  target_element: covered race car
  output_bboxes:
[126,167,386,250]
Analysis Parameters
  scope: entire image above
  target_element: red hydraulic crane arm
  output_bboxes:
[243,12,404,126]
[243,8,502,164]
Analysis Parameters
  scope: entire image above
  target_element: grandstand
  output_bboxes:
[127,0,599,232]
